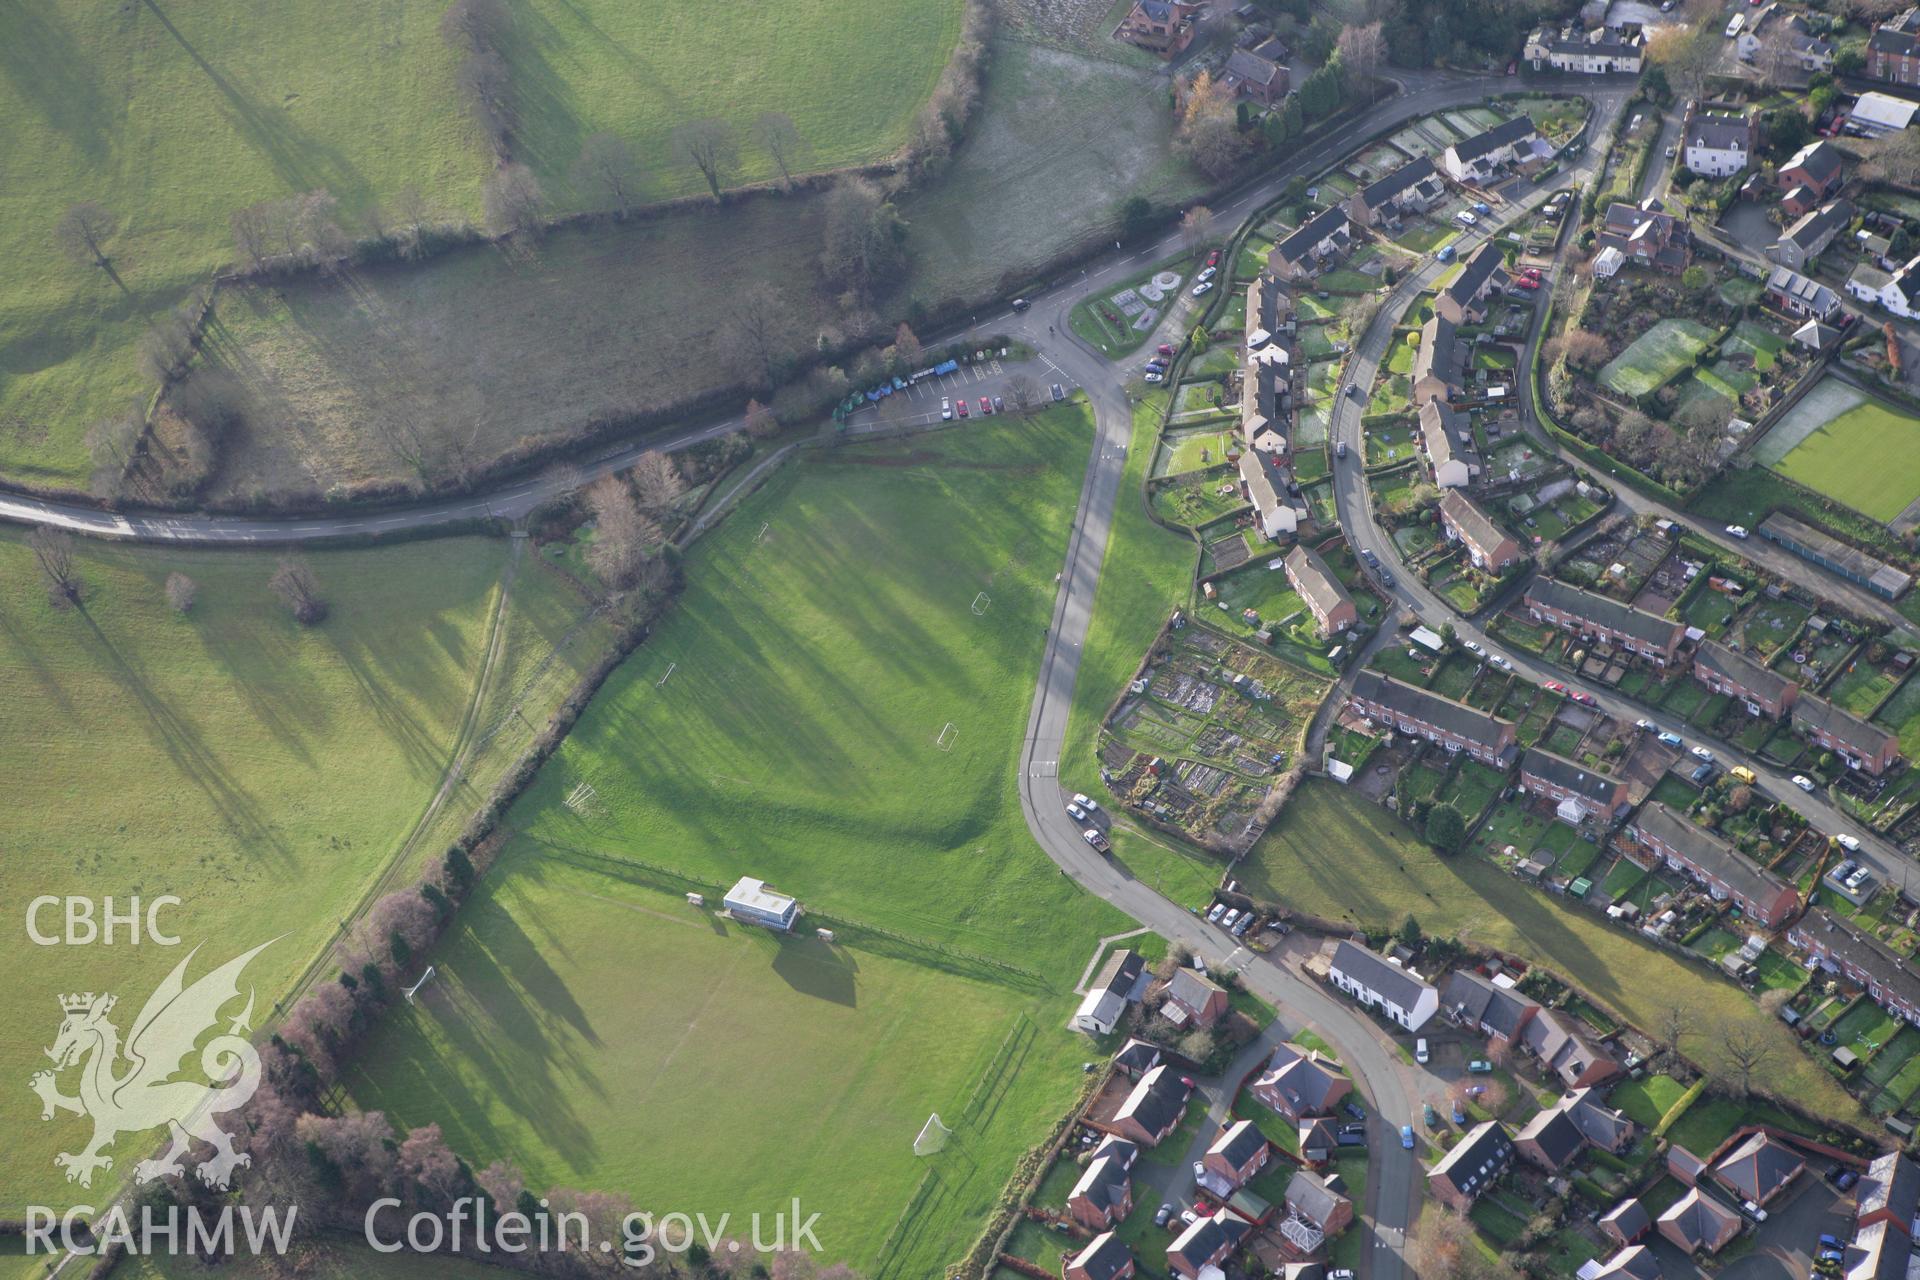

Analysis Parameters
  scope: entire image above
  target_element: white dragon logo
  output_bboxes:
[31,941,271,1190]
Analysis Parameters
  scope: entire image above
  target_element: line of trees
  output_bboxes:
[441,0,517,160]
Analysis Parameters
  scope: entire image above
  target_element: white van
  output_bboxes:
[1415,1038,1430,1065]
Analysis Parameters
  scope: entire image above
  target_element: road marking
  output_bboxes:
[1030,760,1058,776]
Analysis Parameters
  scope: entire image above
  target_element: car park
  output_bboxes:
[941,397,953,420]
[1793,774,1816,792]
[1725,524,1749,539]
[1051,383,1066,401]
[1191,280,1214,297]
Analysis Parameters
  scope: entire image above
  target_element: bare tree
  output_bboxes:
[1179,204,1215,252]
[30,527,81,606]
[391,183,432,259]
[726,281,792,389]
[55,202,120,272]
[1655,1002,1690,1072]
[744,398,779,439]
[570,132,644,217]
[674,118,740,200]
[1645,1,1722,99]
[583,475,663,590]
[455,49,517,149]
[165,572,199,614]
[1412,1209,1522,1280]
[439,0,511,51]
[753,111,805,186]
[269,556,327,625]
[892,322,923,370]
[230,202,275,271]
[483,163,545,237]
[1720,1022,1774,1095]
[138,304,199,383]
[1555,328,1612,371]
[820,176,906,298]
[630,450,687,511]
[1005,373,1042,416]
[1336,22,1386,93]
[84,406,145,498]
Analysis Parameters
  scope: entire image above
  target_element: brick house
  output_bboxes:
[1107,1064,1191,1146]
[1694,640,1799,719]
[1793,694,1902,775]
[1519,747,1631,823]
[1625,802,1799,927]
[1789,909,1920,1025]
[1202,1119,1271,1191]
[1440,491,1522,572]
[1872,7,1920,83]
[1283,1168,1354,1237]
[1522,578,1685,666]
[1068,1150,1135,1230]
[1427,1121,1514,1212]
[1519,1009,1622,1089]
[1857,1151,1920,1233]
[1348,670,1518,766]
[1515,1104,1588,1172]
[1600,1199,1651,1246]
[1167,1212,1248,1280]
[1766,265,1844,321]
[1596,200,1690,273]
[1712,1131,1804,1207]
[1065,1232,1135,1280]
[1285,545,1358,635]
[1438,969,1541,1048]
[1114,0,1201,57]
[1658,1188,1742,1256]
[1163,967,1229,1029]
[1113,1038,1164,1080]
[1221,46,1290,106]
[1778,140,1847,199]
[1251,1041,1352,1120]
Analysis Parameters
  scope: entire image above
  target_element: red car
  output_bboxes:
[1206,250,1220,267]
[1522,267,1543,280]
[1571,691,1597,706]
[956,400,969,418]
[1157,343,1176,357]
[1514,277,1541,290]
[1543,681,1567,695]
[979,397,992,415]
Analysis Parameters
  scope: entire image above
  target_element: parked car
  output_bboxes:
[1379,569,1396,588]
[1468,1060,1493,1074]
[1157,343,1176,357]
[1220,909,1240,931]
[1330,1271,1357,1280]
[1821,1233,1846,1248]
[1424,1103,1439,1127]
[1073,794,1096,810]
[1436,245,1456,263]
[1083,829,1111,854]
[1793,774,1816,792]
[1463,640,1484,656]
[1233,913,1254,937]
[1514,277,1541,290]
[979,397,993,415]
[1191,280,1214,297]
[1197,266,1218,284]
[1472,202,1491,216]
[1400,1124,1416,1149]
[1192,1160,1207,1182]
[1837,833,1863,852]
[941,397,953,421]
[1051,383,1066,402]
[1206,249,1221,267]
[1144,372,1164,384]
[1570,691,1596,706]
[1415,1037,1430,1064]
[1154,1203,1174,1228]
[1206,902,1227,924]
[1066,802,1088,821]
[1635,719,1653,731]
[1360,549,1380,567]
[1490,655,1513,672]
[1690,746,1715,762]
[957,400,969,418]
[1740,1200,1768,1223]
[1345,1100,1367,1121]
[1658,731,1684,748]
[1346,383,1363,401]
[1725,524,1750,539]
[1730,765,1756,785]
[1336,440,1349,460]
[1542,681,1567,695]
[1145,359,1168,373]
[993,395,1004,413]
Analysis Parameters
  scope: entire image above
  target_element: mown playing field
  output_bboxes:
[350,854,1087,1278]
[1596,319,1716,400]
[1770,394,1920,523]
[0,0,960,488]
[1244,782,1853,1113]
[350,412,1129,1276]
[502,409,1134,977]
[0,533,521,1211]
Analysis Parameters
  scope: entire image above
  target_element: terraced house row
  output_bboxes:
[1623,802,1798,927]
[1347,670,1518,765]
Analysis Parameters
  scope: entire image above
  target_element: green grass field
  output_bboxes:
[350,851,1081,1277]
[1597,319,1716,400]
[1772,396,1920,522]
[114,1245,510,1280]
[0,0,960,489]
[0,531,513,1211]
[1241,782,1852,1112]
[507,409,1132,978]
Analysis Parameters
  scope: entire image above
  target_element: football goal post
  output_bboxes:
[912,1113,954,1157]
[404,965,437,1004]
[971,592,991,615]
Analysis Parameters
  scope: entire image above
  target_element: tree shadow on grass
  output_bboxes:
[770,935,858,1008]
[0,2,111,161]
